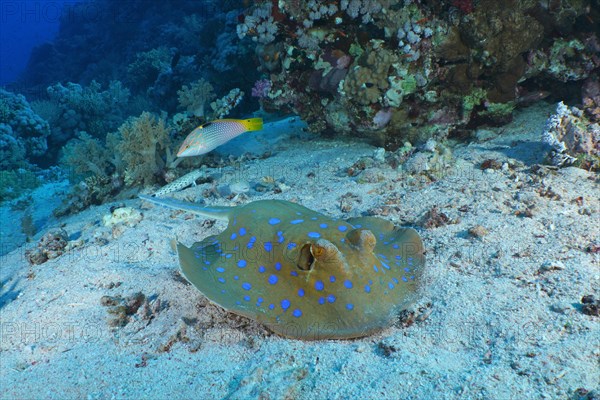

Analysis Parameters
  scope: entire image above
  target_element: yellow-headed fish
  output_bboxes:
[177,118,263,157]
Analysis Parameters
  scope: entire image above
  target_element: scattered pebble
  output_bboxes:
[373,148,385,162]
[481,159,502,170]
[581,295,599,317]
[102,206,143,227]
[421,206,456,229]
[539,260,566,273]
[468,225,489,238]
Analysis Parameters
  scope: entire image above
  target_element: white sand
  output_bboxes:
[1,104,598,399]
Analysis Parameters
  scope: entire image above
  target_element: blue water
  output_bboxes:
[0,1,75,85]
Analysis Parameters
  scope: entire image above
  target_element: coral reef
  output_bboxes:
[543,102,600,169]
[177,79,215,117]
[0,88,50,167]
[236,0,598,147]
[45,80,130,145]
[112,112,172,187]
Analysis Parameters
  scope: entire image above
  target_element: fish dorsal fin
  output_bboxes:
[139,194,232,221]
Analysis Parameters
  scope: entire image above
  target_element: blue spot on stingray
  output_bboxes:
[233,218,237,226]
[404,267,410,272]
[218,277,226,283]
[379,233,384,239]
[202,267,207,271]
[392,277,399,284]
[233,246,239,251]
[338,225,348,232]
[293,309,302,318]
[257,297,264,304]
[236,301,241,305]
[318,297,325,305]
[242,282,252,291]
[354,224,362,228]
[216,267,225,273]
[388,282,395,289]
[403,276,409,282]
[384,241,389,245]
[204,260,211,265]
[297,288,305,297]
[378,254,388,259]
[344,280,353,289]
[319,223,328,229]
[369,280,373,285]
[278,235,285,243]
[243,295,250,302]
[410,275,415,280]
[290,271,298,277]
[311,217,318,220]
[268,275,278,285]
[234,275,239,280]
[249,236,257,243]
[237,260,247,268]
[287,242,297,250]
[395,255,402,260]
[346,303,354,310]
[195,254,201,259]
[308,232,321,238]
[315,280,324,291]
[230,233,237,240]
[275,262,282,271]
[381,261,391,270]
[269,304,275,310]
[340,238,345,243]
[264,242,272,252]
[393,244,399,249]
[247,242,254,249]
[296,212,302,215]
[373,265,379,272]
[327,294,336,303]
[225,254,232,259]
[330,276,336,283]
[365,285,371,293]
[281,299,290,310]
[239,227,247,236]
[290,219,304,224]
[221,289,226,294]
[258,265,266,273]
[269,218,281,225]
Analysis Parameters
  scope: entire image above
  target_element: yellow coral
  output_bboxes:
[115,112,171,187]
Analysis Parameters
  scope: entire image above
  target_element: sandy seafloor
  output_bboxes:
[0,103,598,400]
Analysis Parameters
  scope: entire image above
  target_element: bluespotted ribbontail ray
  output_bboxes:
[140,194,425,340]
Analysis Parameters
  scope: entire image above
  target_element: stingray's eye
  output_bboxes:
[297,244,314,271]
[311,244,325,258]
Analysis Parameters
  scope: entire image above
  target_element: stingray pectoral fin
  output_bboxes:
[177,240,223,298]
[346,216,395,233]
[391,227,426,271]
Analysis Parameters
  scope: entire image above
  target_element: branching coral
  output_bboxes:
[177,79,215,117]
[210,88,244,118]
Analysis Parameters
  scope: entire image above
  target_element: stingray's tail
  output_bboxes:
[139,194,231,221]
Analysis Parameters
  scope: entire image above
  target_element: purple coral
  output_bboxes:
[251,79,272,98]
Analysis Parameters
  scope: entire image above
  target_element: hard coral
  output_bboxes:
[0,88,50,166]
[543,102,600,168]
[25,229,69,265]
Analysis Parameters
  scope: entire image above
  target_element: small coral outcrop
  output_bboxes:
[543,102,600,169]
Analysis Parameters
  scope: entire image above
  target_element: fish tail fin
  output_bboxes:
[242,118,263,132]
